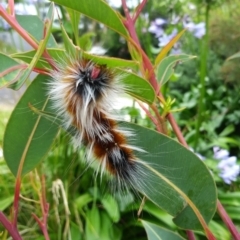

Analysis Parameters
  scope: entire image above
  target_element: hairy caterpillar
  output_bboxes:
[48,54,144,190]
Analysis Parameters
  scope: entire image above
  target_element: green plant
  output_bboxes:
[0,1,239,240]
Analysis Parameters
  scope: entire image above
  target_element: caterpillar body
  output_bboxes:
[49,54,144,190]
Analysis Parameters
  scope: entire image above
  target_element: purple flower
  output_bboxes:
[183,20,206,39]
[158,28,177,47]
[213,147,229,160]
[213,147,240,184]
[148,17,167,38]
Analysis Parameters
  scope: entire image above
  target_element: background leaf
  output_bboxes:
[157,55,196,86]
[155,29,186,66]
[16,15,57,48]
[3,75,59,176]
[0,53,21,88]
[51,0,128,37]
[12,49,139,70]
[12,50,154,103]
[9,3,55,90]
[119,122,217,230]
[141,220,185,240]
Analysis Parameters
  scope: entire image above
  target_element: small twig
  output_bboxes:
[121,0,158,90]
[12,178,21,229]
[0,64,27,78]
[0,212,22,240]
[186,230,196,240]
[217,200,240,240]
[0,5,56,70]
[8,0,15,18]
[150,104,168,135]
[133,0,147,24]
[136,100,161,132]
[167,113,188,147]
[32,175,50,240]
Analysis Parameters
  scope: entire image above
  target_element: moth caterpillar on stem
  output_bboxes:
[48,53,145,190]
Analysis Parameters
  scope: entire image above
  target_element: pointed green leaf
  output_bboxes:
[51,0,128,38]
[209,221,230,240]
[101,195,120,223]
[157,55,196,86]
[9,3,56,90]
[59,17,78,56]
[16,14,57,48]
[119,122,217,230]
[141,220,185,240]
[155,29,186,66]
[67,8,81,44]
[85,206,100,240]
[119,69,155,104]
[12,49,138,70]
[227,51,240,61]
[3,75,59,176]
[79,32,96,51]
[0,53,22,88]
[12,49,153,103]
[0,196,14,211]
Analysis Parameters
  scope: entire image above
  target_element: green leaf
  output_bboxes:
[218,192,240,207]
[157,55,196,86]
[67,8,81,44]
[141,220,185,240]
[7,4,55,90]
[0,196,14,211]
[227,51,240,61]
[224,206,240,221]
[101,194,120,223]
[143,201,176,229]
[59,16,78,56]
[79,32,96,51]
[155,29,186,66]
[10,3,55,90]
[3,75,59,176]
[219,124,235,137]
[209,221,230,240]
[99,212,121,240]
[12,49,139,70]
[0,53,21,88]
[12,50,153,103]
[85,206,101,240]
[51,0,128,38]
[16,14,57,48]
[119,122,217,230]
[70,222,83,240]
[119,69,155,104]
[75,193,93,210]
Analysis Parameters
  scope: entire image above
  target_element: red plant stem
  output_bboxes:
[167,112,188,147]
[12,178,21,228]
[217,200,240,240]
[32,175,50,240]
[133,0,147,24]
[0,212,22,240]
[0,5,56,70]
[0,64,27,78]
[137,101,162,132]
[186,230,196,240]
[121,0,158,90]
